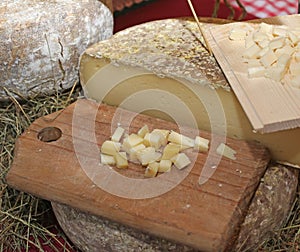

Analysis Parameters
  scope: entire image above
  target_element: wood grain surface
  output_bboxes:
[204,14,300,133]
[6,99,270,251]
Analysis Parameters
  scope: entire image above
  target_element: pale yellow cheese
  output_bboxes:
[79,19,300,167]
[111,126,125,142]
[194,136,209,152]
[128,144,146,162]
[115,152,128,169]
[171,153,191,170]
[101,140,121,156]
[144,162,159,177]
[137,125,149,138]
[161,143,181,160]
[216,143,237,160]
[100,153,116,165]
[82,63,300,167]
[158,160,172,173]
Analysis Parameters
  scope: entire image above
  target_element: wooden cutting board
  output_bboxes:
[204,14,300,134]
[6,99,270,251]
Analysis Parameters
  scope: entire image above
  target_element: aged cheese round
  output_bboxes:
[51,164,298,252]
[0,0,113,100]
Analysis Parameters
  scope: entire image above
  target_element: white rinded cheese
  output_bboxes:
[0,0,113,100]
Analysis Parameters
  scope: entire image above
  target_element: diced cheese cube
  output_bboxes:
[246,59,263,67]
[144,162,159,178]
[148,130,169,150]
[111,126,125,142]
[161,143,181,160]
[172,153,191,170]
[242,43,261,59]
[115,152,128,169]
[137,125,149,138]
[136,147,161,166]
[257,39,269,48]
[268,37,286,50]
[101,140,121,156]
[158,160,172,173]
[289,61,300,76]
[143,132,151,147]
[248,66,266,78]
[148,132,162,150]
[260,49,277,68]
[128,143,146,162]
[245,33,256,49]
[127,133,144,147]
[277,54,291,66]
[229,28,248,41]
[216,143,236,160]
[257,47,269,58]
[258,22,273,34]
[100,153,116,165]
[287,31,299,45]
[122,133,144,153]
[275,45,295,57]
[265,65,286,82]
[273,26,287,37]
[168,131,194,148]
[294,52,300,62]
[252,31,269,42]
[194,136,209,152]
[152,129,169,145]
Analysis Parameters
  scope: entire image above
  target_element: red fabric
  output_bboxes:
[114,0,257,32]
[113,0,149,11]
[19,227,76,252]
[228,0,299,18]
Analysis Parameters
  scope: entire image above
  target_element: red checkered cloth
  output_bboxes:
[228,0,299,18]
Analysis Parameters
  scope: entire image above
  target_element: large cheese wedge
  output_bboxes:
[79,18,300,167]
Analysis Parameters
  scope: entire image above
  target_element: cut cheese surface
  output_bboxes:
[79,18,300,167]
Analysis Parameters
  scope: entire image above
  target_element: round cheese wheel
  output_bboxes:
[0,0,113,100]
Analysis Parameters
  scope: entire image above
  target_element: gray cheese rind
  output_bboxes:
[0,0,113,99]
[85,19,229,90]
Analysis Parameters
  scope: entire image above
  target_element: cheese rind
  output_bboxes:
[0,0,113,100]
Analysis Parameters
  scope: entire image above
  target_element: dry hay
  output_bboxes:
[0,86,81,251]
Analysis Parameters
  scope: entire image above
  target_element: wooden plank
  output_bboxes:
[204,14,300,133]
[6,99,270,251]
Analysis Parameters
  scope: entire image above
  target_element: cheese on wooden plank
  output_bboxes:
[79,19,300,167]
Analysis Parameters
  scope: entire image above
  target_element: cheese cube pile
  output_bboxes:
[229,23,300,88]
[100,125,236,178]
